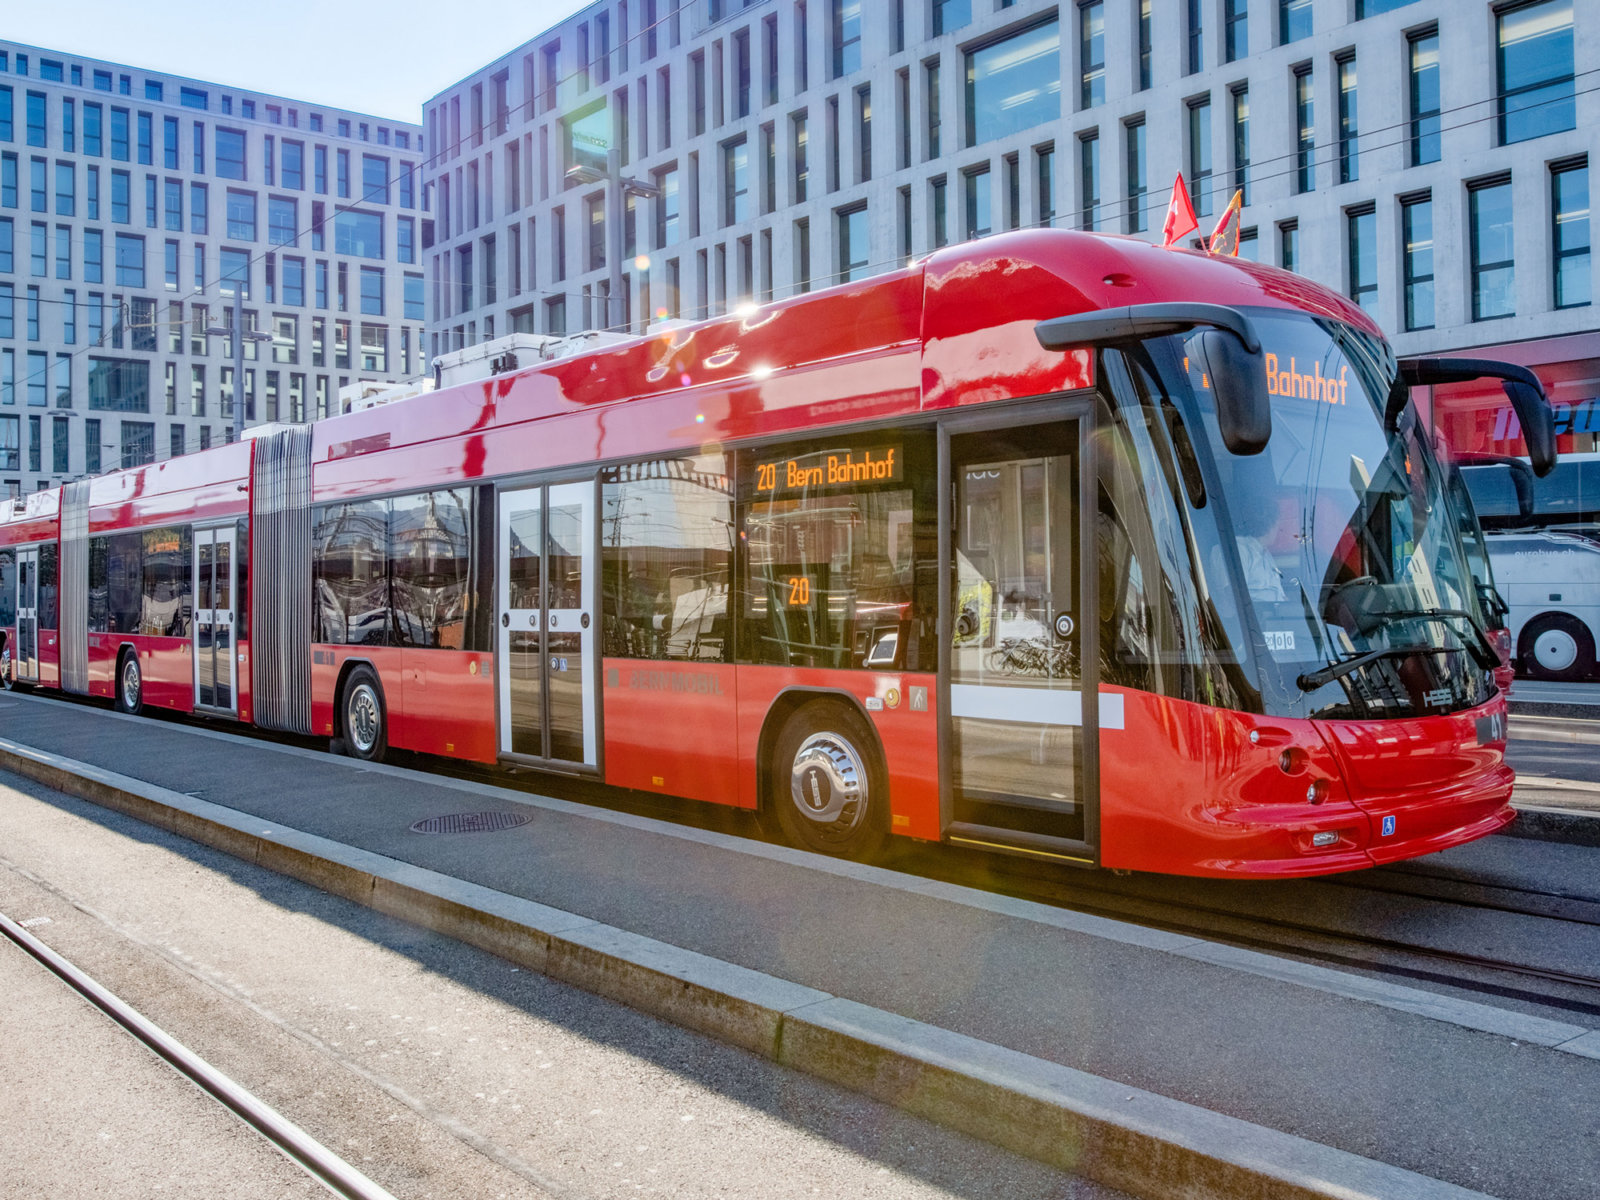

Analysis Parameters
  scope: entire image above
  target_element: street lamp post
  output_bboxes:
[206,303,272,436]
[568,144,659,334]
[607,147,624,333]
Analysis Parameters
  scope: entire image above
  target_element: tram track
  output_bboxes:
[0,904,400,1200]
[941,860,1600,1022]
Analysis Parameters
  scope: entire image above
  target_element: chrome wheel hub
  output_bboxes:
[789,732,867,833]
[121,657,140,707]
[348,683,381,753]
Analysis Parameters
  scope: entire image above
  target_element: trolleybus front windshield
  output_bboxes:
[1171,311,1493,720]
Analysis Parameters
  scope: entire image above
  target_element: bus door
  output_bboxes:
[497,480,598,771]
[193,526,238,712]
[15,547,39,683]
[941,412,1098,864]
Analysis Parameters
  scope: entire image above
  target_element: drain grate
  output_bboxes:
[409,810,534,835]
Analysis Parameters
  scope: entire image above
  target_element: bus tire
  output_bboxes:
[115,648,143,715]
[1520,614,1597,683]
[769,701,887,861]
[341,666,389,763]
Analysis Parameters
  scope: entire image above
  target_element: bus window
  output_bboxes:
[602,455,733,663]
[1096,349,1257,712]
[106,532,143,635]
[313,500,390,646]
[739,433,935,670]
[38,542,57,629]
[0,548,14,629]
[390,490,473,650]
[140,527,192,638]
[88,536,109,633]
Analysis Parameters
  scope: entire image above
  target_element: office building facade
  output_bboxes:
[0,41,428,497]
[424,0,1595,464]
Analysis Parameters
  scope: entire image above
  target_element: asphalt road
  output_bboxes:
[1510,680,1600,707]
[0,769,1126,1200]
[0,936,329,1200]
[1510,738,1600,786]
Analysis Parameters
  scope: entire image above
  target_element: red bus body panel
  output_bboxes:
[0,231,1512,878]
[1099,689,1513,877]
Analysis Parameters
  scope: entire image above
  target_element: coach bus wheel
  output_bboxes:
[770,702,887,861]
[115,650,143,715]
[341,667,389,762]
[1521,614,1597,683]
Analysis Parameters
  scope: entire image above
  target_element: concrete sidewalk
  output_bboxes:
[0,692,1595,1200]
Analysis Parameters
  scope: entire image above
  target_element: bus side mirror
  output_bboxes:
[1503,379,1558,479]
[1033,302,1271,456]
[1399,357,1558,479]
[1198,328,1272,457]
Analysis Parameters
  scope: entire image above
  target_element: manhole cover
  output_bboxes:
[409,811,534,835]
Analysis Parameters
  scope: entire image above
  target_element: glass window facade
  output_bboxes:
[216,127,246,179]
[1403,195,1434,331]
[1280,0,1312,44]
[1079,3,1104,109]
[836,203,868,282]
[1409,30,1440,166]
[1124,119,1145,234]
[1552,161,1590,309]
[1470,179,1515,321]
[1347,207,1377,315]
[1189,99,1211,218]
[1497,0,1575,145]
[1295,66,1314,194]
[1337,55,1357,184]
[334,209,384,259]
[966,19,1060,148]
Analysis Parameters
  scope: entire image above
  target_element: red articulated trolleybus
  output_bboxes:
[0,230,1560,878]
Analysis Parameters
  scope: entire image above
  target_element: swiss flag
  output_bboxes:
[1161,174,1198,248]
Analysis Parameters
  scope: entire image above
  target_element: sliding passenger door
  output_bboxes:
[496,481,598,771]
[15,547,39,683]
[941,409,1099,864]
[193,526,238,713]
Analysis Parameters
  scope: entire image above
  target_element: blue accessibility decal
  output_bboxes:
[1381,815,1396,837]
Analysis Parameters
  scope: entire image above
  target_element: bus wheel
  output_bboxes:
[770,702,886,861]
[115,649,143,715]
[1521,614,1597,683]
[341,667,388,763]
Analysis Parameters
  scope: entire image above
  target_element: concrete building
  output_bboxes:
[0,41,428,497]
[423,0,1596,466]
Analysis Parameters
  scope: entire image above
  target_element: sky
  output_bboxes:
[6,0,598,122]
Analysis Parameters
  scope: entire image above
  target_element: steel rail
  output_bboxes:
[0,907,399,1200]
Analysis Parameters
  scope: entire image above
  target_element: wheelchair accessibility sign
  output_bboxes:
[1381,815,1396,837]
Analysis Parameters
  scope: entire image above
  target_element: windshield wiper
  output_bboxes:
[1296,607,1499,691]
[1365,608,1499,671]
[1297,644,1448,691]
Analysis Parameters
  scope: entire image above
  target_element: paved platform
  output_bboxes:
[1,692,1597,1200]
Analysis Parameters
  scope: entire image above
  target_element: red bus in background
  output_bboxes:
[0,230,1558,878]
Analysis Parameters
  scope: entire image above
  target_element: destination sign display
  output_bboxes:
[753,446,904,495]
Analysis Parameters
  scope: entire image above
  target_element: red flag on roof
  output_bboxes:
[1161,173,1199,248]
[1208,190,1244,256]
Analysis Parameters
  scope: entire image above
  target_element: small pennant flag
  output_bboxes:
[1161,173,1199,248]
[1208,190,1244,256]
